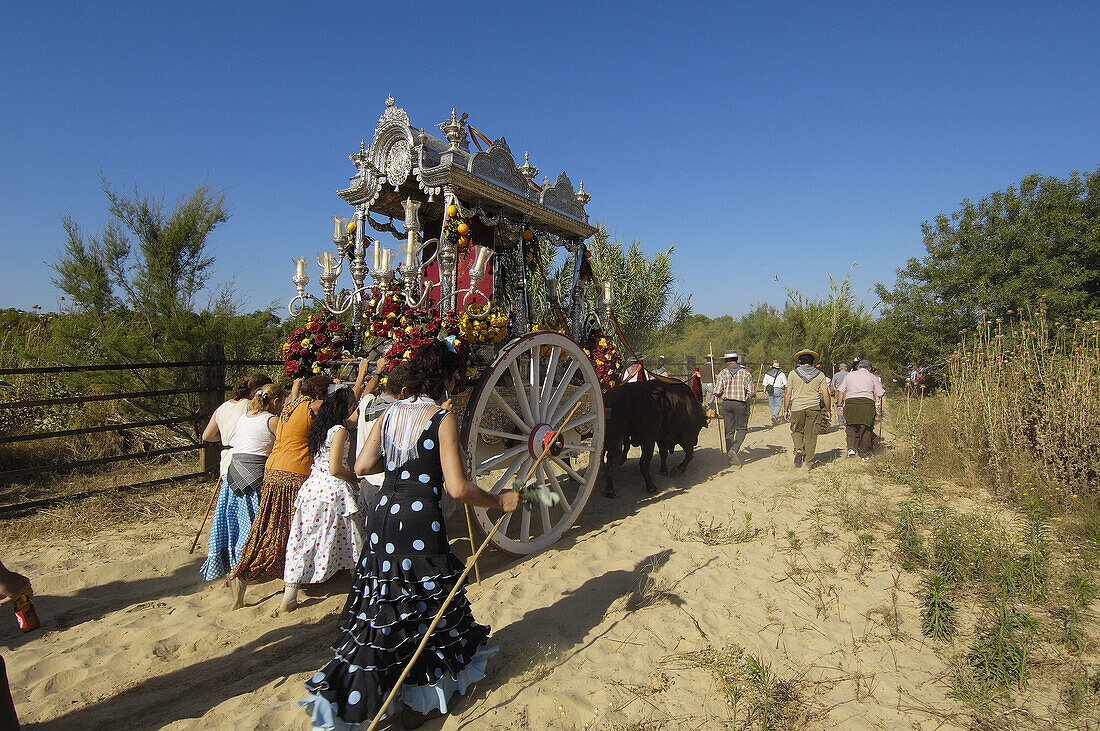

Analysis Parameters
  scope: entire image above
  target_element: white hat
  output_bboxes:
[723,351,739,360]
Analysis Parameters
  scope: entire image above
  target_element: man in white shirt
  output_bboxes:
[761,360,787,426]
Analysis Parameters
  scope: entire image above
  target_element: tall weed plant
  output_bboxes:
[949,307,1100,497]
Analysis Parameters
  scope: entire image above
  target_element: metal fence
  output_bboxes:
[0,346,282,517]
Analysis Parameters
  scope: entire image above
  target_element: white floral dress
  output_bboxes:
[284,425,365,585]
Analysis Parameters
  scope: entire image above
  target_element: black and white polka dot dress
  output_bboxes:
[301,402,492,729]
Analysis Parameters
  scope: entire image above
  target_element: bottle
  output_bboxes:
[13,593,39,633]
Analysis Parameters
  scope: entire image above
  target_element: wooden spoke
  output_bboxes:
[550,454,587,485]
[520,502,532,542]
[559,412,597,433]
[478,444,526,472]
[541,461,572,512]
[507,359,535,425]
[544,360,580,422]
[478,428,526,442]
[538,347,561,421]
[561,442,595,452]
[551,382,591,427]
[489,390,531,434]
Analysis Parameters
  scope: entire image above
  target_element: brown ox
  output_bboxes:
[602,378,706,497]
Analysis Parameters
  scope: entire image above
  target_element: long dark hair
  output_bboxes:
[404,340,462,402]
[307,386,357,456]
[301,374,334,400]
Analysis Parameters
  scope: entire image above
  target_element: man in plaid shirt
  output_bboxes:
[713,351,754,466]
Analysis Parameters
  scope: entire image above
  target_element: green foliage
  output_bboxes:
[965,589,1037,693]
[585,224,692,353]
[876,166,1100,367]
[891,496,925,569]
[655,268,881,373]
[919,572,957,642]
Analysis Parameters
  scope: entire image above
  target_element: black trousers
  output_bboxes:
[720,399,749,452]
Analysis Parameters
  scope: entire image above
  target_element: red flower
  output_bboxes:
[308,322,322,333]
[327,321,340,332]
[314,333,326,345]
[317,352,331,363]
[286,360,300,375]
[290,342,302,354]
[293,328,305,337]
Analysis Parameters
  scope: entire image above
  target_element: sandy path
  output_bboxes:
[2,404,967,730]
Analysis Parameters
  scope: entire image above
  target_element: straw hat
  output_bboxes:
[793,348,819,362]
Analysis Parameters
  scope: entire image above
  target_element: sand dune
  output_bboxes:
[2,406,969,730]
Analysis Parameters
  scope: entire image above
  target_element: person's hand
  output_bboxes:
[441,397,454,412]
[293,377,303,387]
[0,567,32,605]
[498,492,521,513]
[357,359,372,378]
[376,356,387,372]
[783,410,791,422]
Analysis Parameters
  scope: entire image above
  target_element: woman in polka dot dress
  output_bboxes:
[301,341,520,730]
[280,386,365,614]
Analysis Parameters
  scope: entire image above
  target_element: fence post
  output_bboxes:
[197,343,226,475]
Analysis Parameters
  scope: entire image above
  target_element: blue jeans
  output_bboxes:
[768,390,784,420]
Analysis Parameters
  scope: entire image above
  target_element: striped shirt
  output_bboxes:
[713,365,754,401]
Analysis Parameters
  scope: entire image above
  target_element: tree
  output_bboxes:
[585,224,692,353]
[51,176,228,318]
[876,167,1100,367]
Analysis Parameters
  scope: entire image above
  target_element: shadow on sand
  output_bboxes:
[0,557,208,649]
[24,618,337,731]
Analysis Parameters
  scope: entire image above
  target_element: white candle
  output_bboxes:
[372,239,381,271]
[293,256,307,278]
[381,248,394,271]
[603,281,613,305]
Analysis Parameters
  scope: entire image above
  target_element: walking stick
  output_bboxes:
[189,478,222,554]
[365,401,582,731]
[709,343,724,450]
[462,504,481,585]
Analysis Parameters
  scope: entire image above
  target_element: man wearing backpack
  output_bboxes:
[761,360,786,426]
[781,348,832,468]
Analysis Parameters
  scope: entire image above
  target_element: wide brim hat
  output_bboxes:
[793,348,819,362]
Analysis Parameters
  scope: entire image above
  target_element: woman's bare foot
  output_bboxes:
[229,578,246,610]
[275,583,298,615]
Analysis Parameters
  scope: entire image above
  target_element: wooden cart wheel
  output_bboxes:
[460,331,605,554]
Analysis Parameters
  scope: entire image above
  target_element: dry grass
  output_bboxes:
[0,465,211,545]
[871,310,1100,723]
[667,643,812,730]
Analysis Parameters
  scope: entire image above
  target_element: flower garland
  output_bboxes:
[584,331,623,392]
[459,301,508,345]
[362,285,464,377]
[282,314,347,377]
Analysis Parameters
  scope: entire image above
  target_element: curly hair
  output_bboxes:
[232,372,273,401]
[301,374,334,400]
[403,340,462,402]
[307,386,357,457]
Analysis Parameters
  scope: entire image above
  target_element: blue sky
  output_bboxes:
[2,2,1098,318]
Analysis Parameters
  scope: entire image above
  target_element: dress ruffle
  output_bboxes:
[298,645,496,730]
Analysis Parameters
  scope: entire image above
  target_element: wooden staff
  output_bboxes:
[709,343,724,450]
[365,401,583,731]
[462,504,481,585]
[189,478,221,554]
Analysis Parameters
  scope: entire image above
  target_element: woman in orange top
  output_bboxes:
[229,374,333,609]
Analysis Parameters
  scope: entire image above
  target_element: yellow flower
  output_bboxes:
[312,365,321,373]
[300,338,310,347]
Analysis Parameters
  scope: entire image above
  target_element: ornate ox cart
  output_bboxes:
[290,98,615,555]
